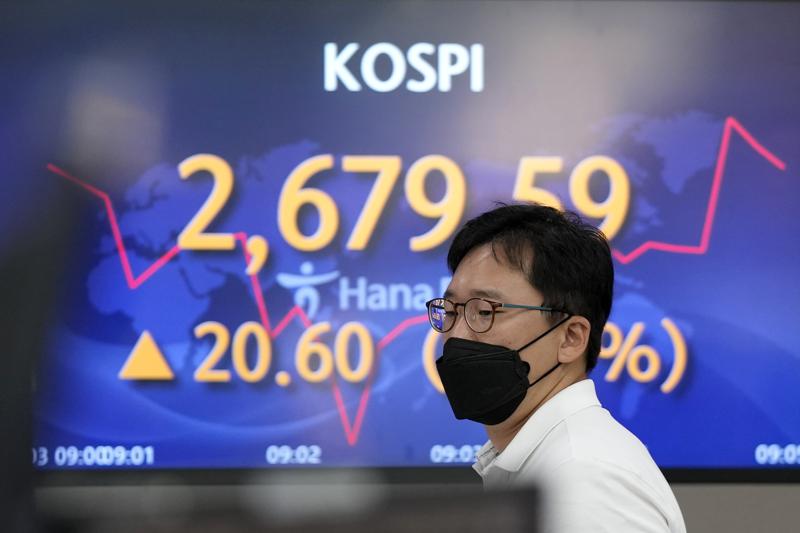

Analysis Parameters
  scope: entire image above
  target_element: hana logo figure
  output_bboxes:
[276,261,340,319]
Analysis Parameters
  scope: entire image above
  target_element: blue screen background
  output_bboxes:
[2,1,798,471]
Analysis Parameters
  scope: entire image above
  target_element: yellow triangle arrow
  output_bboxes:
[119,330,175,380]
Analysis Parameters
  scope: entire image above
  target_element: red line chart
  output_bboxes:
[47,116,787,444]
[611,116,787,264]
[47,162,428,446]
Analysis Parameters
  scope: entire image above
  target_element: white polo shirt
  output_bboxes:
[473,379,686,533]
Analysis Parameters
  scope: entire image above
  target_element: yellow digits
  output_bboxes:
[295,322,336,383]
[178,154,236,250]
[295,321,375,383]
[231,321,272,382]
[512,157,565,210]
[194,321,272,383]
[333,322,374,382]
[512,155,631,240]
[194,321,232,382]
[191,320,374,386]
[343,156,403,250]
[180,152,632,257]
[405,155,467,251]
[570,156,630,240]
[278,155,339,251]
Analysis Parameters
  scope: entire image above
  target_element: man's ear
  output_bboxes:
[557,316,591,364]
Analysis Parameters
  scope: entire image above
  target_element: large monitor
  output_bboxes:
[5,0,799,481]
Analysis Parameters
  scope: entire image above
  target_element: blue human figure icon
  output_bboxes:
[276,262,340,319]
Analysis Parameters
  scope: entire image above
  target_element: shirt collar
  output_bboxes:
[472,440,499,477]
[491,378,601,473]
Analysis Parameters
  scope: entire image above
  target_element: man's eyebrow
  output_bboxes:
[472,289,505,300]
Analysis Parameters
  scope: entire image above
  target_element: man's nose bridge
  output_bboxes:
[450,305,473,337]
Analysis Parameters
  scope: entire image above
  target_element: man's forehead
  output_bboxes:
[445,245,534,300]
[455,243,532,274]
[466,241,533,271]
[444,286,507,300]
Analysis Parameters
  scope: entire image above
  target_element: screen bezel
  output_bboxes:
[34,466,800,486]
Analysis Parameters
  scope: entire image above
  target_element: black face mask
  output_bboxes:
[435,316,571,426]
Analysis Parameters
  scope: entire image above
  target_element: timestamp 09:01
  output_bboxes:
[754,444,800,466]
[32,445,155,467]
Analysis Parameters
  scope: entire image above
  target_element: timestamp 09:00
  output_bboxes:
[32,445,155,467]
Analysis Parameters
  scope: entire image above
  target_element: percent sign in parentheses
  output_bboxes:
[600,319,687,393]
[659,318,687,393]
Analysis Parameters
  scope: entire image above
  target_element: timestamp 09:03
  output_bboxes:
[430,444,483,464]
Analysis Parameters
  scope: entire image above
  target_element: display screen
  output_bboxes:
[5,1,799,475]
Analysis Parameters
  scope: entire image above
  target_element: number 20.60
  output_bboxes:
[177,153,631,254]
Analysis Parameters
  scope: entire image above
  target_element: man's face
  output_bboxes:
[443,243,562,407]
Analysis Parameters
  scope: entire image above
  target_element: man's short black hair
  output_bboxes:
[446,203,613,372]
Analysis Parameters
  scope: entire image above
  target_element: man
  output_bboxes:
[426,204,686,533]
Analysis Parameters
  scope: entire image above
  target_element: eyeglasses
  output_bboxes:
[425,297,567,334]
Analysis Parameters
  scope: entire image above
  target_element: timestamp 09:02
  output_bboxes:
[265,445,322,465]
